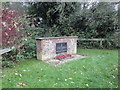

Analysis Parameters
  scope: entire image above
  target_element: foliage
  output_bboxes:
[109,33,120,48]
[27,2,119,49]
[1,7,27,67]
[19,27,46,59]
[2,9,46,67]
[88,2,118,38]
[1,8,24,48]
[2,49,118,88]
[77,39,120,49]
[28,2,118,39]
[2,61,15,68]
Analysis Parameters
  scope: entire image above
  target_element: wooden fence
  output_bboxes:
[78,38,106,46]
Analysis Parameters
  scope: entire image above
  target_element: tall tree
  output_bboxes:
[27,2,118,38]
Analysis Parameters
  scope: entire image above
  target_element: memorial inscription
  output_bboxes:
[56,42,67,54]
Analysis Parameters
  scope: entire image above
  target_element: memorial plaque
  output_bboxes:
[56,42,67,54]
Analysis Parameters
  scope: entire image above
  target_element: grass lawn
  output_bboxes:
[2,49,118,88]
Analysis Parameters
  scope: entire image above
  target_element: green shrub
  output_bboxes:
[2,23,46,68]
[77,39,119,49]
[2,61,15,68]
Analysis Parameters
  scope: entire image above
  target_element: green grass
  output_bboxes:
[2,49,118,88]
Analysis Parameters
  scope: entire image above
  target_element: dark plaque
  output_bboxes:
[56,43,67,54]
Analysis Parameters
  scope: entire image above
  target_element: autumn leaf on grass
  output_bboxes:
[15,73,18,75]
[23,70,26,72]
[68,78,72,80]
[70,81,75,84]
[19,82,23,85]
[19,82,27,87]
[19,74,22,77]
[65,79,67,81]
[73,72,76,74]
[86,84,89,87]
[22,83,27,87]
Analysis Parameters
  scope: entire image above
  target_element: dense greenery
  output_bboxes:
[2,17,46,67]
[2,49,118,88]
[28,2,119,38]
[27,2,119,49]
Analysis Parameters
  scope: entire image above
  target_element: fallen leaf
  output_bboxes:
[19,74,22,77]
[68,78,72,80]
[23,70,26,71]
[112,75,115,78]
[19,82,23,85]
[15,73,18,75]
[65,79,67,81]
[86,84,89,87]
[22,83,27,87]
[73,72,76,74]
[71,81,74,84]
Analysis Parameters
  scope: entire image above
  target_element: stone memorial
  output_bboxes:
[36,36,78,60]
[36,36,87,66]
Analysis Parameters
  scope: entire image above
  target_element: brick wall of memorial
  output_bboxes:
[36,36,78,61]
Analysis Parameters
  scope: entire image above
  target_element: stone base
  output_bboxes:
[42,54,87,67]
